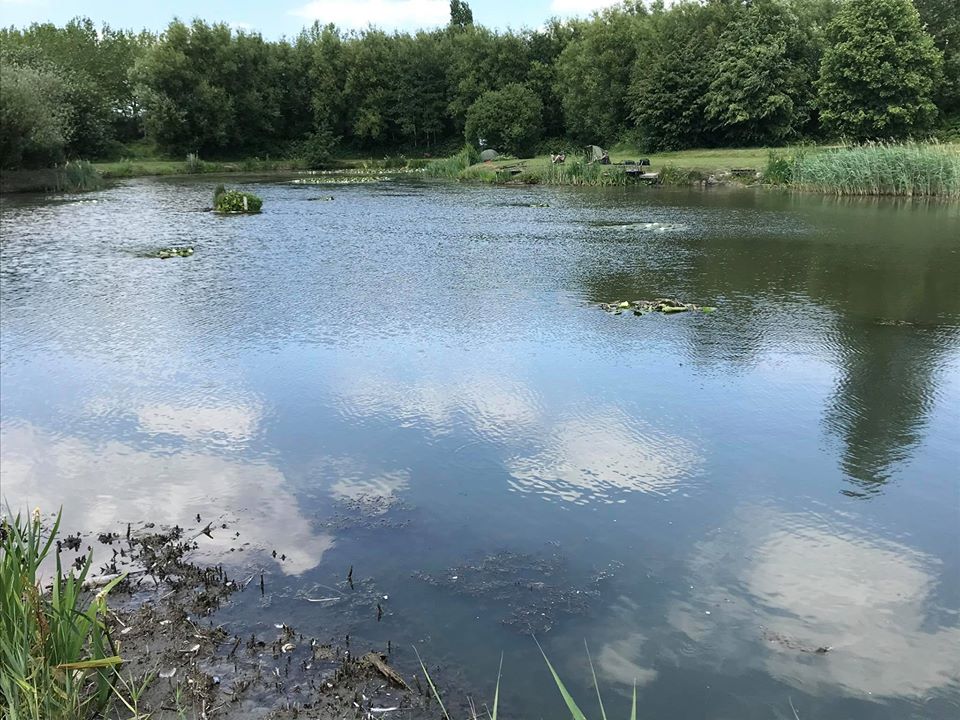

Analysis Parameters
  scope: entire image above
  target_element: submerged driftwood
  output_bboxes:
[600,298,716,315]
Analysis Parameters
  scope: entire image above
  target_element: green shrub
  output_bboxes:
[764,149,804,185]
[214,189,263,213]
[464,84,544,157]
[184,152,206,173]
[59,160,103,191]
[425,144,480,178]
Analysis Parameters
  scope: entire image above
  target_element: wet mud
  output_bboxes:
[68,520,430,719]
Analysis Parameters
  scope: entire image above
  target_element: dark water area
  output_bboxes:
[1,176,959,718]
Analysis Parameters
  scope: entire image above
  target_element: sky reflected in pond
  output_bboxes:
[2,177,958,718]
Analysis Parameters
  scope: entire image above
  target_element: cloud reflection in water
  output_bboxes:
[0,422,334,576]
[668,506,960,700]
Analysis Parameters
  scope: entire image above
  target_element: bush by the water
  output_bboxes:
[425,144,479,178]
[1,509,125,719]
[214,189,263,213]
[767,143,960,196]
[59,160,103,191]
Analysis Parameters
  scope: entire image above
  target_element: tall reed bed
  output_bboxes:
[770,143,960,197]
[425,145,480,178]
[1,509,124,720]
[59,161,103,192]
[542,157,630,186]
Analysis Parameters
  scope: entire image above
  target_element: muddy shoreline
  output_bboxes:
[68,519,433,719]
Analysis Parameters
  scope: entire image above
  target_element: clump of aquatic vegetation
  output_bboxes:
[601,299,716,315]
[213,185,263,213]
[425,144,480,178]
[184,152,210,174]
[657,164,707,186]
[148,247,194,259]
[57,161,103,192]
[542,157,629,186]
[1,509,125,720]
[765,143,960,197]
[416,640,637,720]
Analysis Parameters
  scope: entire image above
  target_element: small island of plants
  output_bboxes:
[212,184,262,214]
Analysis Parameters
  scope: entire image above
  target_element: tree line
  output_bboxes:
[1,0,957,169]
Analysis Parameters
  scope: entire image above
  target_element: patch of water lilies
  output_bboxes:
[149,246,195,259]
[601,298,716,315]
[291,174,388,185]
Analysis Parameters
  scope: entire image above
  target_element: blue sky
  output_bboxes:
[0,0,629,37]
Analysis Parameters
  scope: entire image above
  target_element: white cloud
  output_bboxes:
[290,0,449,30]
[550,0,624,16]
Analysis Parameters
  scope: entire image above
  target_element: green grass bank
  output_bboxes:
[426,142,960,196]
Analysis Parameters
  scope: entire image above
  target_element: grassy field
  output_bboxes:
[448,146,800,184]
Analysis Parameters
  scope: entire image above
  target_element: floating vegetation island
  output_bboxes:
[148,246,194,259]
[213,184,262,213]
[601,298,716,315]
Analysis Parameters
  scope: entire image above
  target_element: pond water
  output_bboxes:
[2,176,959,718]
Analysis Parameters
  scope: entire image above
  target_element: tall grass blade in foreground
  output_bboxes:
[537,637,638,720]
[535,636,588,720]
[585,640,607,720]
[414,648,503,720]
[1,508,124,720]
[414,645,452,720]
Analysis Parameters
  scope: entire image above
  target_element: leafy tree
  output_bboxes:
[913,0,960,117]
[464,83,543,155]
[556,7,646,144]
[393,32,449,148]
[449,1,474,31]
[303,23,348,140]
[705,0,820,145]
[817,0,943,139]
[132,20,236,154]
[444,27,530,131]
[0,63,70,169]
[630,1,733,150]
[342,30,398,145]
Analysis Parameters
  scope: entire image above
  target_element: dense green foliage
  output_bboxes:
[818,0,943,140]
[465,84,544,155]
[214,189,263,213]
[0,0,956,170]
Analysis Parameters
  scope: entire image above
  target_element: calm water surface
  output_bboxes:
[2,177,959,718]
